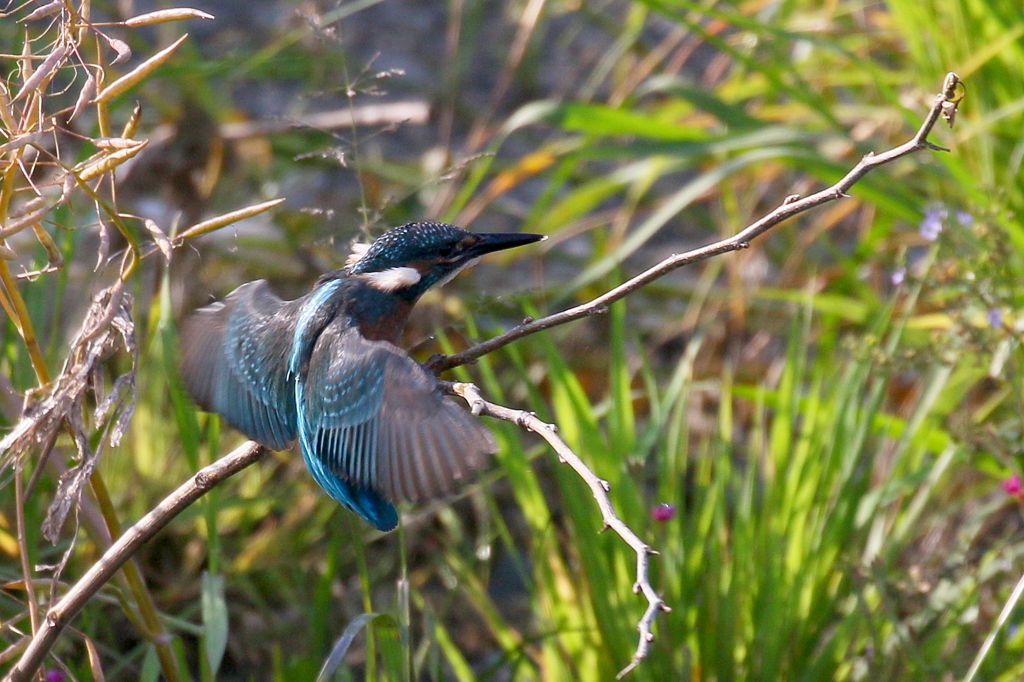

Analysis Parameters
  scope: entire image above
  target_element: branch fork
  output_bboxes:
[444,380,668,677]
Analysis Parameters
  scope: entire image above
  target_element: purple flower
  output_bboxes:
[956,211,973,227]
[44,670,65,682]
[919,208,945,242]
[987,308,1002,329]
[1002,474,1023,498]
[650,503,676,522]
[891,267,906,286]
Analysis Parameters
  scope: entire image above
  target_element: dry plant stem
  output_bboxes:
[0,262,48,382]
[2,14,193,682]
[87,474,184,682]
[441,381,668,677]
[14,470,40,640]
[4,442,268,682]
[430,73,961,374]
[0,256,182,682]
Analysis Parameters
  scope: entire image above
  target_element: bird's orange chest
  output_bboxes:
[344,282,416,345]
[357,302,414,344]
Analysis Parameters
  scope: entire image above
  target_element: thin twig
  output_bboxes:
[428,73,962,375]
[441,381,669,678]
[3,442,266,682]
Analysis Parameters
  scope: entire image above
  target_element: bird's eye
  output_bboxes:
[437,244,456,260]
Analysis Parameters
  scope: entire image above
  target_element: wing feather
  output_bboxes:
[183,279,495,531]
[180,281,299,450]
[301,320,495,507]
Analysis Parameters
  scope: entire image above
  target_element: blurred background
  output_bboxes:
[2,0,1024,680]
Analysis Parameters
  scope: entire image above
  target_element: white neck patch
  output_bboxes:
[361,267,422,293]
[345,242,371,268]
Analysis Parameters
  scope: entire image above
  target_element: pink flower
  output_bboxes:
[44,670,66,682]
[1001,474,1023,498]
[650,503,676,522]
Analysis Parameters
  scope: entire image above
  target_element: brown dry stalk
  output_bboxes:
[0,12,207,682]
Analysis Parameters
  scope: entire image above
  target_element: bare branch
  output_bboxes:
[442,381,670,677]
[4,442,267,682]
[428,73,962,375]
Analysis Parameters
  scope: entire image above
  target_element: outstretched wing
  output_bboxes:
[298,319,495,529]
[180,280,299,450]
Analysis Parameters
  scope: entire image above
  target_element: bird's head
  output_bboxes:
[346,222,544,299]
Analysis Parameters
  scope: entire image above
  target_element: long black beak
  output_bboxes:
[469,232,546,258]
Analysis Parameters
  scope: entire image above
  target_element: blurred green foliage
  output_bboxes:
[2,0,1024,681]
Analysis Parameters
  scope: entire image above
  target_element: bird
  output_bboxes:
[179,221,544,531]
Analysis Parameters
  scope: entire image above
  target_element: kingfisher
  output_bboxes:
[180,222,543,531]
